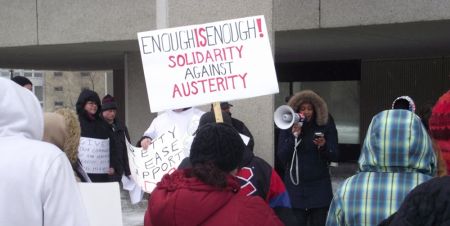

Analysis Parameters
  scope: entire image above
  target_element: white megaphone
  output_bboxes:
[274,105,306,129]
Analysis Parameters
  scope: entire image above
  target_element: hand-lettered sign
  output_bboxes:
[126,126,185,193]
[138,15,278,112]
[78,137,110,174]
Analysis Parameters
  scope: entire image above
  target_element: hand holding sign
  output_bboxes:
[126,127,186,193]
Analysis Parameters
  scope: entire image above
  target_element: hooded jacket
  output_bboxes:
[76,89,120,182]
[43,108,91,182]
[277,90,339,209]
[0,78,89,226]
[144,169,283,226]
[326,110,436,226]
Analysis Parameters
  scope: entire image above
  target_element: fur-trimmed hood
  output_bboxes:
[287,90,329,126]
[43,108,81,165]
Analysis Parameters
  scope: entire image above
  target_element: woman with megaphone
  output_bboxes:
[276,90,339,226]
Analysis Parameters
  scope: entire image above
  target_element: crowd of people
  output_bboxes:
[2,75,450,226]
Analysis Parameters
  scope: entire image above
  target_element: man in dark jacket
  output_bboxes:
[76,89,120,182]
[101,94,131,181]
[219,102,255,151]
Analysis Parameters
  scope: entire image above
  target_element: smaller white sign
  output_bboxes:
[78,182,123,226]
[126,127,186,193]
[78,137,110,174]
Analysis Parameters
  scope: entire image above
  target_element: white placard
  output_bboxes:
[78,182,123,226]
[78,137,110,174]
[138,15,279,112]
[127,126,186,193]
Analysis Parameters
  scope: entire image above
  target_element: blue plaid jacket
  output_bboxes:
[326,110,436,226]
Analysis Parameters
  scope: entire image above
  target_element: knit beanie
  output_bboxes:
[101,94,117,111]
[189,123,244,173]
[429,91,450,139]
[429,90,450,173]
[11,76,32,87]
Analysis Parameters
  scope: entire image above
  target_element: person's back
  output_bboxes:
[145,123,282,226]
[0,78,89,226]
[326,109,436,226]
[378,176,450,226]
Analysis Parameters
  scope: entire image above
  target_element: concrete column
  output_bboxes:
[168,0,276,165]
[124,52,156,144]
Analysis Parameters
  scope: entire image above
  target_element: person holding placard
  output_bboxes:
[139,107,204,155]
[0,78,89,226]
[76,89,120,182]
[144,123,283,226]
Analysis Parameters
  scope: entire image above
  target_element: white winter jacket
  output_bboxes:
[0,78,89,226]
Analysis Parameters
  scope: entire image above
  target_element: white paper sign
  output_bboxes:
[78,137,110,174]
[126,126,186,193]
[138,15,279,112]
[78,182,123,226]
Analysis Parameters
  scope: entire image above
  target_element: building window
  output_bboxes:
[54,71,63,77]
[34,72,43,78]
[24,72,32,77]
[80,72,90,77]
[34,86,43,102]
[54,101,64,107]
[54,86,63,91]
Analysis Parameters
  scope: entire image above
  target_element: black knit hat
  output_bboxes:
[11,76,32,87]
[189,123,245,172]
[101,94,117,111]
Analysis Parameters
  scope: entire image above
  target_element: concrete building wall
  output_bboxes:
[274,0,450,31]
[37,0,156,44]
[125,52,154,143]
[321,0,450,27]
[0,0,37,46]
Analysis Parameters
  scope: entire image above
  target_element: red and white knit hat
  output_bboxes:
[429,90,450,174]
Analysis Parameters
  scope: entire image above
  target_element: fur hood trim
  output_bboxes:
[43,108,81,165]
[287,90,328,126]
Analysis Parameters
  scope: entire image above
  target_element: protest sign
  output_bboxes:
[126,125,186,193]
[138,15,278,112]
[78,137,110,174]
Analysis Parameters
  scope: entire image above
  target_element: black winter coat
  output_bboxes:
[378,176,450,226]
[107,119,131,176]
[277,117,339,209]
[76,89,120,182]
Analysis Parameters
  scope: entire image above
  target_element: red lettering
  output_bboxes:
[168,56,177,68]
[198,28,207,47]
[172,84,182,98]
